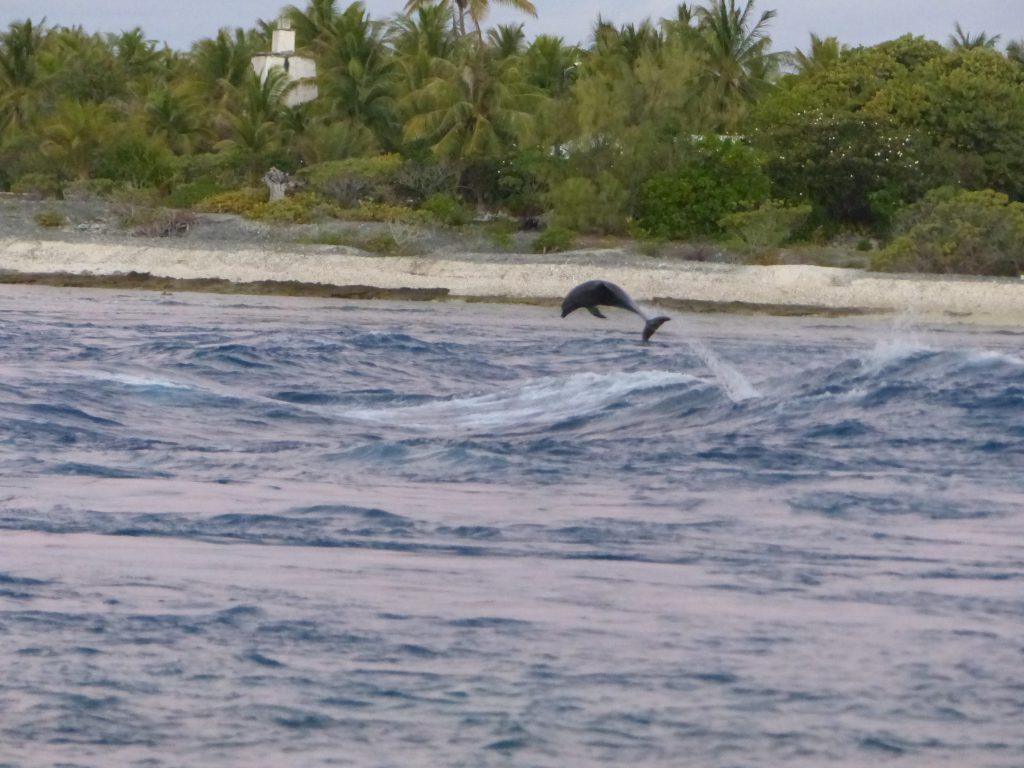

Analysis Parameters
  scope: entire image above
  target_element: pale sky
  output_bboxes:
[2,0,1021,54]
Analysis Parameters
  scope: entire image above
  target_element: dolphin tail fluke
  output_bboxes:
[642,316,670,342]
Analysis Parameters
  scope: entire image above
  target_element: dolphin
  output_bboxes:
[561,280,670,341]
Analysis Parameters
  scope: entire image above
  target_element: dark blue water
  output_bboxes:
[1,284,1022,767]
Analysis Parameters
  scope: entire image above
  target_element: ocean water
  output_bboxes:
[1,284,1022,767]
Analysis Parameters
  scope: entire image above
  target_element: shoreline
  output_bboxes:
[2,235,1023,324]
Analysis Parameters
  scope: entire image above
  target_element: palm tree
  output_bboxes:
[1007,39,1024,67]
[403,44,540,165]
[488,23,526,58]
[524,34,578,96]
[40,98,117,180]
[390,4,458,94]
[146,84,204,154]
[111,28,164,80]
[692,0,779,131]
[0,19,47,137]
[403,0,536,40]
[190,28,260,104]
[315,2,398,148]
[787,33,844,75]
[215,68,290,182]
[592,18,663,65]
[285,0,340,48]
[949,22,1000,50]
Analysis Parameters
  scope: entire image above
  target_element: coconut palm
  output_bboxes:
[190,28,260,104]
[0,19,47,136]
[285,0,340,48]
[787,33,845,75]
[390,3,458,94]
[949,22,1001,50]
[215,68,291,182]
[488,24,526,58]
[146,85,204,154]
[403,44,541,164]
[40,98,117,180]
[592,18,663,65]
[524,34,578,96]
[692,0,779,131]
[315,2,398,148]
[1007,39,1024,67]
[403,0,536,40]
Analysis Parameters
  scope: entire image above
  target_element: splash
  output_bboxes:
[344,370,699,432]
[686,339,761,403]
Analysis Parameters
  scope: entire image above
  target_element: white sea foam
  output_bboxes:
[955,349,1024,370]
[93,372,194,390]
[686,339,761,403]
[345,370,699,432]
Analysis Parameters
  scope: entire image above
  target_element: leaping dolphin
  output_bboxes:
[561,280,670,341]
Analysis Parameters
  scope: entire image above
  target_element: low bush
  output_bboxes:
[420,193,468,226]
[256,193,336,224]
[483,219,518,251]
[547,172,628,235]
[719,200,812,248]
[116,205,195,237]
[342,201,434,225]
[195,188,268,217]
[11,173,62,198]
[872,187,1024,276]
[636,137,770,240]
[532,226,576,253]
[95,134,176,189]
[393,160,460,201]
[301,154,403,208]
[34,209,66,228]
[298,227,418,256]
[166,180,231,209]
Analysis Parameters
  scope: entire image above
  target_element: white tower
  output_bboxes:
[251,18,318,107]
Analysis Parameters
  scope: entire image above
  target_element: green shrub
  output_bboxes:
[719,200,813,248]
[420,193,468,226]
[96,134,175,189]
[35,209,66,228]
[636,137,770,240]
[166,180,230,209]
[255,193,335,224]
[532,226,576,253]
[343,201,434,225]
[298,228,417,256]
[872,187,1024,276]
[484,219,518,250]
[393,160,460,201]
[122,207,195,237]
[547,172,628,235]
[496,152,551,217]
[195,188,268,217]
[301,154,403,207]
[11,173,62,198]
[636,237,666,258]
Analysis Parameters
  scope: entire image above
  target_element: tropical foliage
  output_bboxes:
[1,1,1023,274]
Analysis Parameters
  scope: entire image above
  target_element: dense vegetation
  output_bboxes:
[2,0,1024,273]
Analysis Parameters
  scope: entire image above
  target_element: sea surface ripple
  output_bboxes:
[1,285,1022,767]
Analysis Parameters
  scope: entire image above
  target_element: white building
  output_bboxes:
[251,19,318,107]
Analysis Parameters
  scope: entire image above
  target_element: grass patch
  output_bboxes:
[34,209,67,228]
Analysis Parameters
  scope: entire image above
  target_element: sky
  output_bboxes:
[2,0,1022,54]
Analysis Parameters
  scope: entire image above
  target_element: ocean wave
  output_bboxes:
[342,370,705,434]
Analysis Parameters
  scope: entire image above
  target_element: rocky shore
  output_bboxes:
[2,195,1022,325]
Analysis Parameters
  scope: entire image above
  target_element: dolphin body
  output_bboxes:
[560,280,671,341]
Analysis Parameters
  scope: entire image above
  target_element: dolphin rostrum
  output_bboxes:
[561,280,670,341]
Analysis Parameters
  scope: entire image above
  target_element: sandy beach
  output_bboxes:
[1,199,1022,324]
